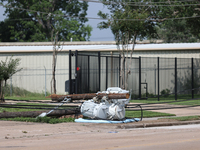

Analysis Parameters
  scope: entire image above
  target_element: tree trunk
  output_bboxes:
[120,55,125,89]
[51,31,59,94]
[52,49,56,94]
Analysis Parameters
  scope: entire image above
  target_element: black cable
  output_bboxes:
[4,99,82,104]
[0,105,79,111]
[126,104,143,121]
[126,104,200,111]
[128,98,200,106]
[1,103,77,108]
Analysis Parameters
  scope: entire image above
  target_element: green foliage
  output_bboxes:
[3,84,50,98]
[171,59,200,95]
[98,0,157,43]
[147,92,155,98]
[0,57,22,101]
[156,20,199,43]
[0,107,36,113]
[0,116,75,124]
[98,0,200,43]
[160,89,170,97]
[125,110,175,118]
[0,20,16,42]
[0,0,92,42]
[165,116,200,121]
[131,97,200,105]
[0,57,22,85]
[149,0,200,42]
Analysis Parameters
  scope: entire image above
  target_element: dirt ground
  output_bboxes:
[1,101,200,149]
[0,118,179,140]
[1,118,200,150]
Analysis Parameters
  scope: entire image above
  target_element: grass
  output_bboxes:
[125,110,175,118]
[5,96,51,100]
[1,86,198,123]
[0,102,77,123]
[0,110,175,124]
[0,107,41,113]
[163,115,200,121]
[0,103,51,113]
[131,97,200,106]
[0,116,75,124]
[0,102,74,113]
[3,85,51,100]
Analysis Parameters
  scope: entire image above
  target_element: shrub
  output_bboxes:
[161,89,170,97]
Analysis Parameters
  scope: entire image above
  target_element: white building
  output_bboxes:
[0,41,200,95]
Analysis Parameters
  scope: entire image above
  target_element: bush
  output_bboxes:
[160,89,170,97]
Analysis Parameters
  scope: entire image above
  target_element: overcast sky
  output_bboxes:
[0,2,114,41]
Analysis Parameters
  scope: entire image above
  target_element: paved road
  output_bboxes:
[0,121,200,150]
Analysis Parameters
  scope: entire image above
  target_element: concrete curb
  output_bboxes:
[117,120,200,129]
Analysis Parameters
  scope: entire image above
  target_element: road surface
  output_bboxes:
[0,121,200,150]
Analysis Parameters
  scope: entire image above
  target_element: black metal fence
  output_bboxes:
[68,50,200,101]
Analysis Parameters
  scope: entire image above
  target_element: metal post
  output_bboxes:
[192,58,194,99]
[119,54,121,88]
[124,57,125,88]
[139,56,141,99]
[117,67,118,87]
[69,50,72,94]
[98,51,101,91]
[88,55,90,93]
[43,66,47,96]
[106,56,108,90]
[75,50,78,94]
[175,57,177,100]
[158,57,160,101]
[111,53,113,86]
[154,64,156,96]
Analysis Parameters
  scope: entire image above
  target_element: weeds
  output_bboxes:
[4,85,51,100]
[0,116,75,124]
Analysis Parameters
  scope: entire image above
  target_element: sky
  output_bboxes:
[0,1,115,41]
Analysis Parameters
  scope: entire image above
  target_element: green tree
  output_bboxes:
[0,57,22,102]
[98,0,157,89]
[0,0,92,42]
[98,0,200,89]
[156,20,199,43]
[0,20,16,42]
[149,0,200,42]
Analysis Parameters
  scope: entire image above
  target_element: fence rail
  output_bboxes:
[68,50,200,101]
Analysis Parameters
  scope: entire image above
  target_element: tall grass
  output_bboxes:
[3,85,51,100]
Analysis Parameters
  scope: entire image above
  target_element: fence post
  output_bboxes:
[175,57,177,100]
[106,56,108,90]
[119,54,121,88]
[44,67,46,96]
[139,56,141,99]
[154,64,156,96]
[88,55,90,93]
[69,50,72,94]
[192,57,194,99]
[98,51,101,91]
[157,57,160,101]
[75,50,78,94]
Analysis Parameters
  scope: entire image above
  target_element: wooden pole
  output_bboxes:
[0,109,78,118]
[47,93,130,101]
